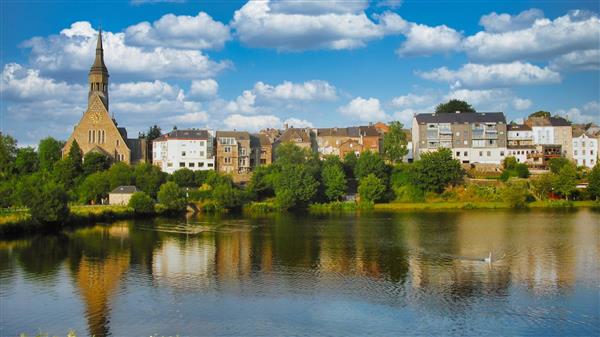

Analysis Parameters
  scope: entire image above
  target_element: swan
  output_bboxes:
[483,251,492,263]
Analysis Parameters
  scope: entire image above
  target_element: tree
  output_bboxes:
[52,158,80,190]
[212,182,245,210]
[147,125,162,141]
[157,181,187,211]
[553,163,577,200]
[383,121,408,164]
[14,147,38,176]
[128,192,155,214]
[38,137,63,172]
[587,164,600,200]
[171,168,196,187]
[133,163,166,198]
[501,179,530,208]
[0,133,17,178]
[107,162,133,190]
[274,164,319,210]
[529,111,551,118]
[321,158,347,201]
[78,171,110,204]
[530,173,554,200]
[82,152,110,176]
[343,152,358,179]
[411,148,464,193]
[358,174,386,203]
[68,140,83,173]
[548,157,571,174]
[354,151,389,184]
[25,180,70,225]
[248,165,276,200]
[435,99,475,114]
[274,143,311,166]
[500,156,530,181]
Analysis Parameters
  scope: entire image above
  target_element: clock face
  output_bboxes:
[90,111,102,124]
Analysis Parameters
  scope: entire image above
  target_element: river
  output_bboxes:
[1,209,599,336]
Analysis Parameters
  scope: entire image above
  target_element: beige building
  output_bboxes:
[526,116,572,159]
[216,131,253,182]
[62,30,148,164]
[108,186,139,205]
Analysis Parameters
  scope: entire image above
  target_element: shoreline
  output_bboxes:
[373,200,600,211]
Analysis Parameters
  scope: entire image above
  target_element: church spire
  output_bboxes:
[88,28,109,108]
[90,29,108,74]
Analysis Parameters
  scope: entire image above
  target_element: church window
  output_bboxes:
[88,130,92,143]
[117,140,120,146]
[92,130,96,143]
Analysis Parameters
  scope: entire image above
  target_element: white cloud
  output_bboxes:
[283,118,313,128]
[169,111,209,124]
[339,97,387,121]
[463,10,600,62]
[376,0,402,9]
[396,22,462,56]
[226,90,257,114]
[224,114,282,131]
[1,63,86,102]
[583,101,600,112]
[418,62,560,88]
[231,0,385,51]
[479,8,544,33]
[512,98,533,110]
[189,79,219,100]
[125,12,231,50]
[549,49,600,71]
[391,93,435,108]
[253,80,337,101]
[555,101,600,124]
[111,80,180,100]
[392,108,427,125]
[23,21,230,80]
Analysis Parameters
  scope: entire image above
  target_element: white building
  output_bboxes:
[572,133,597,168]
[507,124,535,164]
[152,129,215,174]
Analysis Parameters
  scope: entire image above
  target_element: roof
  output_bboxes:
[90,30,108,75]
[507,124,532,131]
[527,116,571,127]
[118,127,128,140]
[154,129,210,141]
[257,133,272,146]
[358,125,380,137]
[317,128,349,137]
[126,138,145,161]
[279,128,311,143]
[216,131,250,140]
[110,186,139,194]
[414,112,506,124]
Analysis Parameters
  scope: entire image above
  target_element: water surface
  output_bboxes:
[1,210,599,336]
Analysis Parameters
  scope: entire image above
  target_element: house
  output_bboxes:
[216,131,252,182]
[572,131,598,168]
[151,128,215,174]
[338,139,363,158]
[109,186,139,205]
[412,111,508,165]
[506,124,535,164]
[316,127,351,156]
[254,133,273,165]
[526,116,572,159]
[275,127,314,159]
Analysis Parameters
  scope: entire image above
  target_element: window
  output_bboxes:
[464,151,468,156]
[224,157,232,164]
[240,148,247,156]
[455,132,460,136]
[574,150,578,155]
[591,150,594,155]
[179,162,185,168]
[479,151,483,156]
[500,151,505,156]
[456,151,460,157]
[189,162,195,167]
[182,151,186,156]
[224,146,231,153]
[167,162,173,167]
[199,151,205,157]
[199,162,205,167]
[199,141,205,146]
[208,163,213,167]
[464,140,468,145]
[487,151,491,157]
[88,130,92,143]
[117,140,120,146]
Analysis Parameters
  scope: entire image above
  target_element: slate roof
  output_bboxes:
[110,186,139,194]
[154,129,210,141]
[507,124,532,131]
[527,116,571,127]
[279,128,311,143]
[216,131,250,140]
[317,128,349,137]
[358,125,380,137]
[415,112,506,124]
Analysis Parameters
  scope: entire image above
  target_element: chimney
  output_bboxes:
[284,123,289,130]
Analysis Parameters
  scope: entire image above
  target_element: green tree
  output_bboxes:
[193,170,209,186]
[500,156,530,181]
[25,180,70,224]
[248,165,276,200]
[212,182,245,210]
[68,140,83,173]
[52,158,80,190]
[133,163,166,198]
[530,173,554,200]
[321,157,347,201]
[82,152,110,176]
[128,192,155,214]
[343,151,358,179]
[147,125,162,141]
[435,99,475,114]
[501,178,530,208]
[14,147,38,176]
[78,171,110,204]
[0,133,17,178]
[275,143,311,166]
[157,181,187,211]
[587,164,600,200]
[358,174,386,203]
[354,151,389,184]
[529,111,551,118]
[382,121,408,164]
[38,137,63,172]
[411,148,464,193]
[107,162,134,190]
[553,163,577,200]
[548,157,571,174]
[171,168,196,187]
[274,164,319,210]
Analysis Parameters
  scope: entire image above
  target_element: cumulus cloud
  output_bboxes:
[396,22,463,56]
[22,21,231,80]
[1,63,85,102]
[339,97,387,121]
[226,90,257,114]
[554,101,600,123]
[444,88,534,112]
[125,12,231,50]
[111,80,180,100]
[253,80,337,101]
[418,62,561,88]
[512,98,533,110]
[224,114,282,131]
[391,93,435,108]
[283,118,313,128]
[549,49,600,71]
[169,111,209,124]
[463,10,600,62]
[189,79,219,100]
[269,0,368,15]
[479,8,544,33]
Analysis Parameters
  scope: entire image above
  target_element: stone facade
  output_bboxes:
[216,131,252,183]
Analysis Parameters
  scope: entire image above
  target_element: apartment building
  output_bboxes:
[506,124,535,164]
[412,112,507,165]
[315,125,381,158]
[152,129,215,174]
[216,131,252,182]
[572,131,598,168]
[526,116,572,158]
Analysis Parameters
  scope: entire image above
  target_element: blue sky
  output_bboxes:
[1,0,599,146]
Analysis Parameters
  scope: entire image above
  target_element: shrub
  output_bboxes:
[171,168,197,187]
[549,157,571,174]
[530,173,554,200]
[128,192,155,214]
[501,179,530,208]
[358,174,386,203]
[587,164,600,200]
[78,171,110,204]
[157,181,187,212]
[553,163,577,200]
[411,148,464,193]
[244,201,277,213]
[212,182,246,210]
[26,180,70,224]
[393,184,425,202]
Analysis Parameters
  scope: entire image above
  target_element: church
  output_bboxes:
[62,30,148,164]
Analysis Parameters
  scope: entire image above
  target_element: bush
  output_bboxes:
[411,149,464,193]
[157,181,187,212]
[549,157,571,174]
[393,184,425,202]
[78,171,110,204]
[358,174,386,203]
[244,201,277,213]
[587,164,600,200]
[501,179,531,208]
[530,173,554,200]
[26,180,70,224]
[212,182,246,210]
[128,192,155,214]
[171,168,197,187]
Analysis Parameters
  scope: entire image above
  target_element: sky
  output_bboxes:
[1,0,599,147]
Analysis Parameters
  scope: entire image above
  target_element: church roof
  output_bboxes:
[90,30,108,75]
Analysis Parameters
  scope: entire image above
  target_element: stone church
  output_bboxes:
[62,30,148,164]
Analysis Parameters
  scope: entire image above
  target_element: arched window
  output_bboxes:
[88,130,92,143]
[92,130,96,143]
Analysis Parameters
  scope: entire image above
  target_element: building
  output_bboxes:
[314,125,381,158]
[277,127,313,151]
[506,124,535,164]
[254,133,273,165]
[528,144,562,169]
[108,186,139,205]
[526,116,572,158]
[62,30,148,164]
[338,139,363,158]
[412,112,507,165]
[152,128,215,174]
[216,131,252,182]
[572,131,597,168]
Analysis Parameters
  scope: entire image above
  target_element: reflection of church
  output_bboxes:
[62,30,148,164]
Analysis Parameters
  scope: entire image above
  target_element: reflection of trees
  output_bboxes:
[17,235,69,280]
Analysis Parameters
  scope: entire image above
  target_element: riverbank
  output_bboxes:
[374,200,599,211]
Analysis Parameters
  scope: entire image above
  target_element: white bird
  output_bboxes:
[483,252,492,264]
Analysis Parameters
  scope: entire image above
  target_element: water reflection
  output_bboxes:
[1,210,599,336]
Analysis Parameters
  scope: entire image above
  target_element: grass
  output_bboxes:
[374,200,600,211]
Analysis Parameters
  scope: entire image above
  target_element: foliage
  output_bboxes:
[0,180,14,208]
[107,162,133,190]
[25,180,70,224]
[553,163,578,200]
[500,156,530,181]
[435,99,475,114]
[193,170,209,186]
[82,152,110,176]
[410,148,464,193]
[147,125,162,141]
[309,201,359,212]
[358,174,386,203]
[321,156,347,201]
[133,163,166,198]
[244,201,277,213]
[382,121,408,164]
[587,164,600,200]
[393,184,425,203]
[273,164,319,210]
[67,140,83,174]
[157,181,187,212]
[247,165,276,200]
[128,192,155,214]
[501,179,531,208]
[548,157,571,174]
[14,147,38,176]
[38,137,63,172]
[78,171,110,204]
[342,151,358,179]
[354,151,389,184]
[52,158,80,190]
[205,170,234,187]
[530,173,554,200]
[529,111,551,118]
[171,168,197,187]
[212,182,246,210]
[0,133,18,178]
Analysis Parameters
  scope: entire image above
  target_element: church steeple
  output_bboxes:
[88,29,109,109]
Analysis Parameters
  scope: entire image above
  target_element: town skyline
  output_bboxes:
[1,0,599,147]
